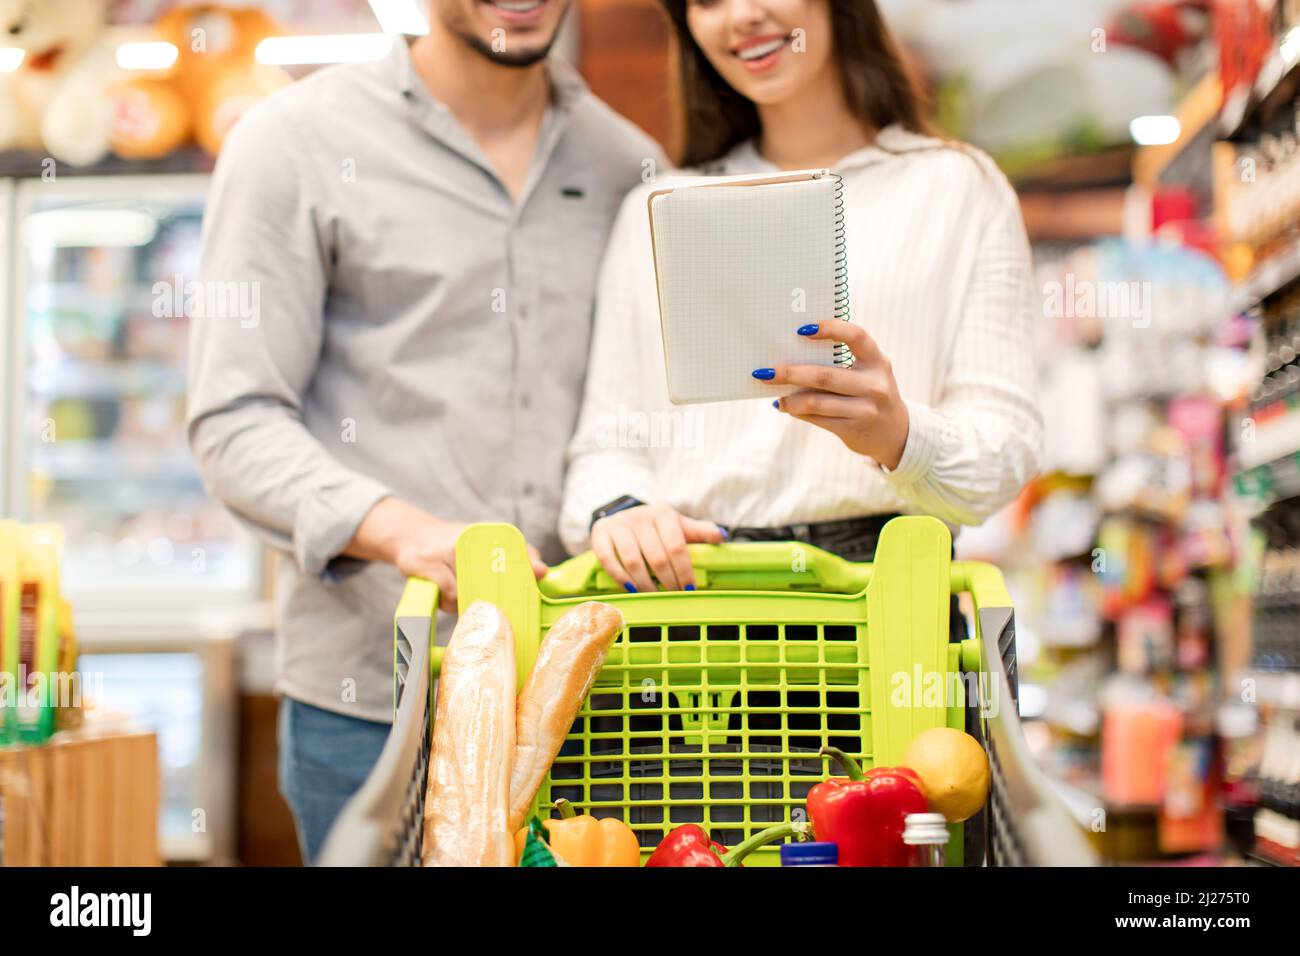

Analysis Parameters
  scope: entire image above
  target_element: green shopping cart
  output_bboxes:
[318,515,1096,866]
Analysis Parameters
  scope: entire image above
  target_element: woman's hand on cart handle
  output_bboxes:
[761,319,910,471]
[591,503,725,593]
[347,497,546,613]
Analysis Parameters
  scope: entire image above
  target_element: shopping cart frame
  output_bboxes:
[319,519,1096,866]
[315,578,436,867]
[968,602,1095,865]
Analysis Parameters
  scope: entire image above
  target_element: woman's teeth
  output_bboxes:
[737,37,786,61]
[493,0,543,12]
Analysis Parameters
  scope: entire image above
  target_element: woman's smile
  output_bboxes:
[732,32,791,74]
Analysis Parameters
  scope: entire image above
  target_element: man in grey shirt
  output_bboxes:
[186,0,659,861]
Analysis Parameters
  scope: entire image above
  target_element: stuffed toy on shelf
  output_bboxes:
[0,0,290,167]
[112,3,289,160]
[0,0,123,166]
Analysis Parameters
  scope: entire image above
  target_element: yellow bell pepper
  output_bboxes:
[513,799,641,867]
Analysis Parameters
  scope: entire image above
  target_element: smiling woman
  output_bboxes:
[561,0,1044,601]
[660,0,929,166]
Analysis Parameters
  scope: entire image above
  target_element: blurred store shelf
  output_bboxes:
[29,439,197,480]
[1240,668,1300,708]
[28,359,188,400]
[1133,71,1222,188]
[1235,450,1300,502]
[0,147,214,179]
[1221,27,1300,139]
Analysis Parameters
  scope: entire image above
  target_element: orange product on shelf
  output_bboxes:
[1101,693,1182,806]
[1158,737,1224,855]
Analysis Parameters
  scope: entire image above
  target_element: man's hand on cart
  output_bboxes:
[348,497,548,613]
[590,503,726,593]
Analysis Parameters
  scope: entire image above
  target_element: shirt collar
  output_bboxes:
[716,124,943,175]
[388,34,588,113]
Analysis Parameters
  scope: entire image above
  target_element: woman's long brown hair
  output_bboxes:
[658,0,932,167]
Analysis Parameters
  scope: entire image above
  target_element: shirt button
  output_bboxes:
[519,305,529,320]
[519,393,531,410]
[522,482,536,496]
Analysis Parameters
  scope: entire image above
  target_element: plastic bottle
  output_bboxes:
[903,813,949,867]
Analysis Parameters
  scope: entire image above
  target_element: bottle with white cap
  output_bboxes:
[902,812,949,867]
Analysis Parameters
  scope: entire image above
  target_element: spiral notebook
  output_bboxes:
[647,168,851,405]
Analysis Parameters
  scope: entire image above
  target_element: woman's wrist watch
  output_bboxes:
[590,495,646,530]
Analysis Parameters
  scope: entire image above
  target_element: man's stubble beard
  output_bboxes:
[444,5,568,69]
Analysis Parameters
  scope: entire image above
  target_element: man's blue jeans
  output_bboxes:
[278,697,390,864]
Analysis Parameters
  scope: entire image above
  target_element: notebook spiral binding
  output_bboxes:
[828,172,854,369]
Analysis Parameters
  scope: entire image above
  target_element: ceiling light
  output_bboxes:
[116,41,180,71]
[1129,115,1181,147]
[26,209,159,248]
[255,33,393,66]
[368,0,429,35]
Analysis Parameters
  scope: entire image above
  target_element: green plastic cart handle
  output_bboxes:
[951,560,1012,612]
[950,561,1014,677]
[394,575,444,690]
[400,545,1012,681]
[539,541,875,596]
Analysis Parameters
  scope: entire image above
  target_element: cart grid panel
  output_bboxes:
[536,620,872,853]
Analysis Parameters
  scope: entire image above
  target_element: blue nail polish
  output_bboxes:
[685,583,695,591]
[797,323,819,336]
[624,582,637,593]
[772,399,780,409]
[719,528,731,541]
[752,368,775,380]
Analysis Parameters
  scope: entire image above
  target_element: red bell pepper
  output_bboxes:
[645,821,809,867]
[807,746,929,866]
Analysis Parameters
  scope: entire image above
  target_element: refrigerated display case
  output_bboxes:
[78,635,238,863]
[1,174,265,863]
[1,179,13,483]
[3,175,260,609]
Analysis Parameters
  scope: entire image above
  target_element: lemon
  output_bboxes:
[902,727,990,822]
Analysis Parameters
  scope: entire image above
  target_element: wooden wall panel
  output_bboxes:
[578,0,676,156]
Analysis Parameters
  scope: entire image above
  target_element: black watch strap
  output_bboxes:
[590,495,646,530]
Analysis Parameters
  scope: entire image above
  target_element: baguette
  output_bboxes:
[508,601,624,832]
[422,601,517,867]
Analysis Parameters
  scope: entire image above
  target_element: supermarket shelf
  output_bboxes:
[28,359,188,399]
[75,601,272,646]
[1019,187,1127,242]
[27,282,168,315]
[0,146,215,179]
[1198,240,1300,331]
[1240,669,1300,708]
[1239,411,1300,471]
[1039,618,1104,649]
[1221,26,1300,139]
[1104,502,1186,527]
[1133,70,1221,188]
[1252,837,1300,866]
[1240,241,1300,308]
[28,440,197,480]
[1234,449,1300,503]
